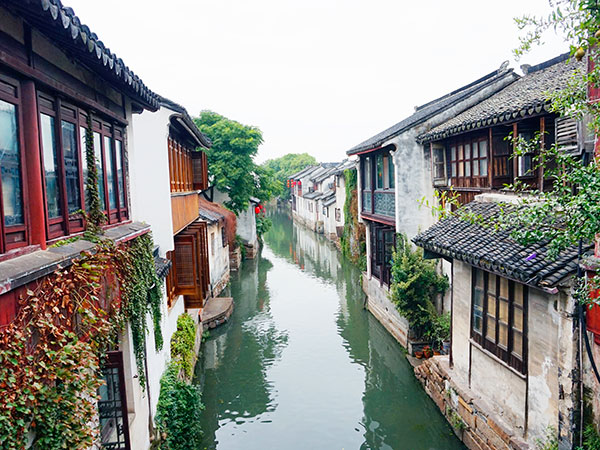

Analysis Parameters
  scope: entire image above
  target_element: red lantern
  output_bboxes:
[260,204,266,212]
[254,206,261,214]
[298,180,302,186]
[292,181,296,187]
[287,180,290,188]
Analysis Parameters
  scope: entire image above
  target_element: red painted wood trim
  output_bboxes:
[21,80,46,250]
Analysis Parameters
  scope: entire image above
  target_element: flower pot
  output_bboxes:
[415,351,423,359]
[423,347,433,359]
[586,302,600,345]
[433,351,441,356]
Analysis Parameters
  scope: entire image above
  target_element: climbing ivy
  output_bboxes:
[340,169,366,270]
[0,232,164,448]
[84,115,105,234]
[120,233,164,389]
[170,313,196,379]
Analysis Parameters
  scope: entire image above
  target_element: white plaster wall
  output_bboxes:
[207,222,230,292]
[213,189,257,249]
[130,106,175,255]
[451,261,576,446]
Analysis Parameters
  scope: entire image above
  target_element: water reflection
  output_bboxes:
[198,208,463,449]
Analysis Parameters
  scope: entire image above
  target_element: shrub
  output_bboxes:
[155,364,204,450]
[389,233,448,339]
[171,313,196,380]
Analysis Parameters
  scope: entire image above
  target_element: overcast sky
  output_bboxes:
[65,0,567,163]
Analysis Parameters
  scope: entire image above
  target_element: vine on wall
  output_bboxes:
[84,115,105,234]
[340,169,366,270]
[0,233,164,449]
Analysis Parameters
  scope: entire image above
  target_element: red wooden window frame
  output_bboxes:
[449,136,489,185]
[0,72,29,254]
[172,222,209,309]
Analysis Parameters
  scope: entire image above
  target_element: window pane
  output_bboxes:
[479,140,487,158]
[62,121,81,214]
[465,160,471,177]
[500,277,509,299]
[473,158,479,176]
[488,273,496,295]
[513,306,523,331]
[499,323,508,348]
[487,294,497,318]
[499,298,509,322]
[472,142,479,159]
[514,283,524,306]
[103,136,117,210]
[451,162,457,177]
[94,132,105,209]
[388,154,394,188]
[40,114,62,219]
[513,331,523,358]
[480,158,488,177]
[475,269,484,289]
[486,315,496,341]
[458,161,464,177]
[465,143,471,160]
[116,140,125,208]
[376,155,383,189]
[458,145,464,160]
[364,157,371,189]
[0,99,24,226]
[80,126,88,210]
[450,146,456,161]
[473,287,484,334]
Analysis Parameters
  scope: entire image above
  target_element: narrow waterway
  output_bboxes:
[197,209,464,450]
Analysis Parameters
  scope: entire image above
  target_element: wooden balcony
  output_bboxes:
[171,191,199,235]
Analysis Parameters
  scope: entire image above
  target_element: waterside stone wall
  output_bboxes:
[362,273,410,348]
[415,357,529,450]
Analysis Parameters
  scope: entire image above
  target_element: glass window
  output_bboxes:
[364,157,371,190]
[432,148,446,180]
[80,126,89,210]
[472,268,527,373]
[388,154,394,188]
[62,121,81,214]
[376,154,384,189]
[116,140,125,208]
[94,132,105,209]
[104,136,117,209]
[0,99,23,226]
[40,113,62,219]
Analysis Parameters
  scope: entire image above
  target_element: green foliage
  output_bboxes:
[389,234,449,339]
[340,169,366,270]
[536,426,559,450]
[236,234,247,259]
[262,153,317,200]
[120,233,163,389]
[425,312,451,350]
[193,111,279,213]
[84,115,105,234]
[171,313,197,380]
[155,363,204,450]
[445,406,466,432]
[256,212,273,241]
[583,424,600,450]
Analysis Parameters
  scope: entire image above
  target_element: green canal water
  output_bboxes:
[196,209,464,450]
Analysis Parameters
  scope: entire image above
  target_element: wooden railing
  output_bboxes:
[171,191,199,235]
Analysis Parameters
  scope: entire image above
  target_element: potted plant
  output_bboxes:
[426,312,451,353]
[423,346,433,359]
[415,351,424,359]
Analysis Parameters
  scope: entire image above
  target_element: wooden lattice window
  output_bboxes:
[471,268,527,374]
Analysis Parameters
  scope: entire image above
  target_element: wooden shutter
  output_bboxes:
[187,222,209,300]
[173,233,200,297]
[191,152,208,190]
[555,117,579,155]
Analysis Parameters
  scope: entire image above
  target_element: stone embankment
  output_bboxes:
[414,356,529,450]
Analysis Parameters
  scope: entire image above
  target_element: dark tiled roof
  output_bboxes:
[154,256,172,279]
[302,190,323,200]
[418,54,583,143]
[346,64,517,155]
[413,201,589,288]
[7,0,160,110]
[160,97,212,148]
[323,194,336,207]
[290,165,318,180]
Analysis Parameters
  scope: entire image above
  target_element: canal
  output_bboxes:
[197,209,464,450]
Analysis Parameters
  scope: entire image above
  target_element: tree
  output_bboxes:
[262,153,317,200]
[193,111,279,214]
